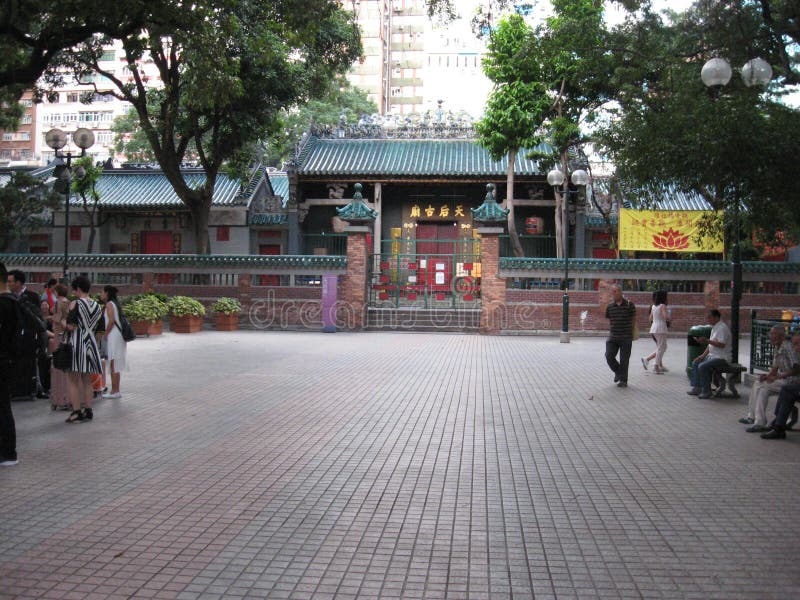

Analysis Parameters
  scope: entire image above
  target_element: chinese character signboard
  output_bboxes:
[618,209,724,253]
[405,202,466,221]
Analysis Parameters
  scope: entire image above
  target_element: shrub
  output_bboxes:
[211,297,242,315]
[126,295,169,322]
[121,291,169,307]
[167,296,206,317]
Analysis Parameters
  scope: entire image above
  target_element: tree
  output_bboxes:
[476,3,614,258]
[264,78,377,167]
[598,2,800,245]
[111,108,157,164]
[475,15,550,257]
[0,1,157,128]
[70,156,103,253]
[0,170,60,251]
[55,0,361,254]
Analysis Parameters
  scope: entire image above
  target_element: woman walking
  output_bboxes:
[642,290,669,374]
[100,285,128,399]
[65,276,103,423]
[49,284,71,410]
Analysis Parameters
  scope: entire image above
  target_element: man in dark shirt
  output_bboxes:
[605,284,636,388]
[0,262,19,465]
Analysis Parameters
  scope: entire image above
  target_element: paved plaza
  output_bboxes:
[1,330,799,599]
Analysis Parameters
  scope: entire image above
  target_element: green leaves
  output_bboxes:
[0,171,60,251]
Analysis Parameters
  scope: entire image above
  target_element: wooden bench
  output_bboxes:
[711,363,748,398]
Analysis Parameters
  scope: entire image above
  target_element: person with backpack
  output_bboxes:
[0,262,20,466]
[100,285,129,399]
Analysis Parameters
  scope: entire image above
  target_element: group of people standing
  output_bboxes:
[0,262,129,467]
[604,283,800,441]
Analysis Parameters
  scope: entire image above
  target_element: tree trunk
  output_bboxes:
[506,150,525,257]
[187,196,212,255]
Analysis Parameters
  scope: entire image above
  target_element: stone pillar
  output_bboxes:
[142,272,155,293]
[342,225,370,330]
[373,183,382,257]
[704,280,720,310]
[477,227,504,334]
[238,273,252,310]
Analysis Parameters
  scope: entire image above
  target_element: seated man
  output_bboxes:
[762,334,800,440]
[687,309,731,399]
[740,327,799,432]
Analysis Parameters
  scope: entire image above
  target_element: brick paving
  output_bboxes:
[1,331,799,599]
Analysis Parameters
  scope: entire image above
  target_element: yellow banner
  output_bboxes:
[618,209,724,253]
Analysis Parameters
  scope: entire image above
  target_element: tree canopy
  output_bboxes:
[598,0,800,245]
[54,0,361,253]
[0,0,158,128]
[476,1,614,258]
[0,170,60,251]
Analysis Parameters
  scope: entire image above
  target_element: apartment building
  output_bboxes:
[0,91,37,166]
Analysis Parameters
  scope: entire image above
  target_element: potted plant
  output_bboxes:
[167,296,206,333]
[211,297,242,331]
[125,295,169,336]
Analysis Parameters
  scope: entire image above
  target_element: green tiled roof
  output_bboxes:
[0,253,346,271]
[471,183,509,223]
[76,167,261,209]
[267,171,289,205]
[336,183,377,222]
[297,137,554,178]
[500,257,800,278]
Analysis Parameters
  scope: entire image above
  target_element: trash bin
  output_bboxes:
[686,325,712,378]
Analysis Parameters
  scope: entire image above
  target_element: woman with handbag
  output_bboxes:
[100,285,128,399]
[64,276,103,423]
[49,284,71,410]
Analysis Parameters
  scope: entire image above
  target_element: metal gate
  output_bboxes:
[368,237,481,308]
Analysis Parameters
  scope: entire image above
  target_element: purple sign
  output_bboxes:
[321,274,337,332]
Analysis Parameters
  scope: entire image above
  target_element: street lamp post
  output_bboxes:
[547,167,589,343]
[45,128,95,282]
[701,56,772,366]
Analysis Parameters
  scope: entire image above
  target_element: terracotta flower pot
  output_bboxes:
[214,313,240,331]
[131,319,163,337]
[169,315,204,334]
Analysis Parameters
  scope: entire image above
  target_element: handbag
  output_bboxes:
[53,336,73,371]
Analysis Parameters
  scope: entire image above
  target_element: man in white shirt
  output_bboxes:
[687,309,731,399]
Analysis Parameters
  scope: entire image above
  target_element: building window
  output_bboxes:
[2,133,12,141]
[96,131,113,145]
[19,132,30,141]
[21,114,32,124]
[21,99,33,107]
[20,149,31,159]
[100,50,116,61]
[66,92,79,102]
[216,226,230,241]
[69,227,82,241]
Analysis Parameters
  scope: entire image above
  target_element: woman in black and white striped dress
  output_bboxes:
[65,276,103,423]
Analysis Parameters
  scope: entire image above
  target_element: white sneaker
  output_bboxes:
[102,392,122,399]
[0,458,19,467]
[640,357,648,370]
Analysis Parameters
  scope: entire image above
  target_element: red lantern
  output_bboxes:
[525,217,544,235]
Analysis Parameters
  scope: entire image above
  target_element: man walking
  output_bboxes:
[0,262,19,466]
[687,309,731,399]
[605,284,636,388]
